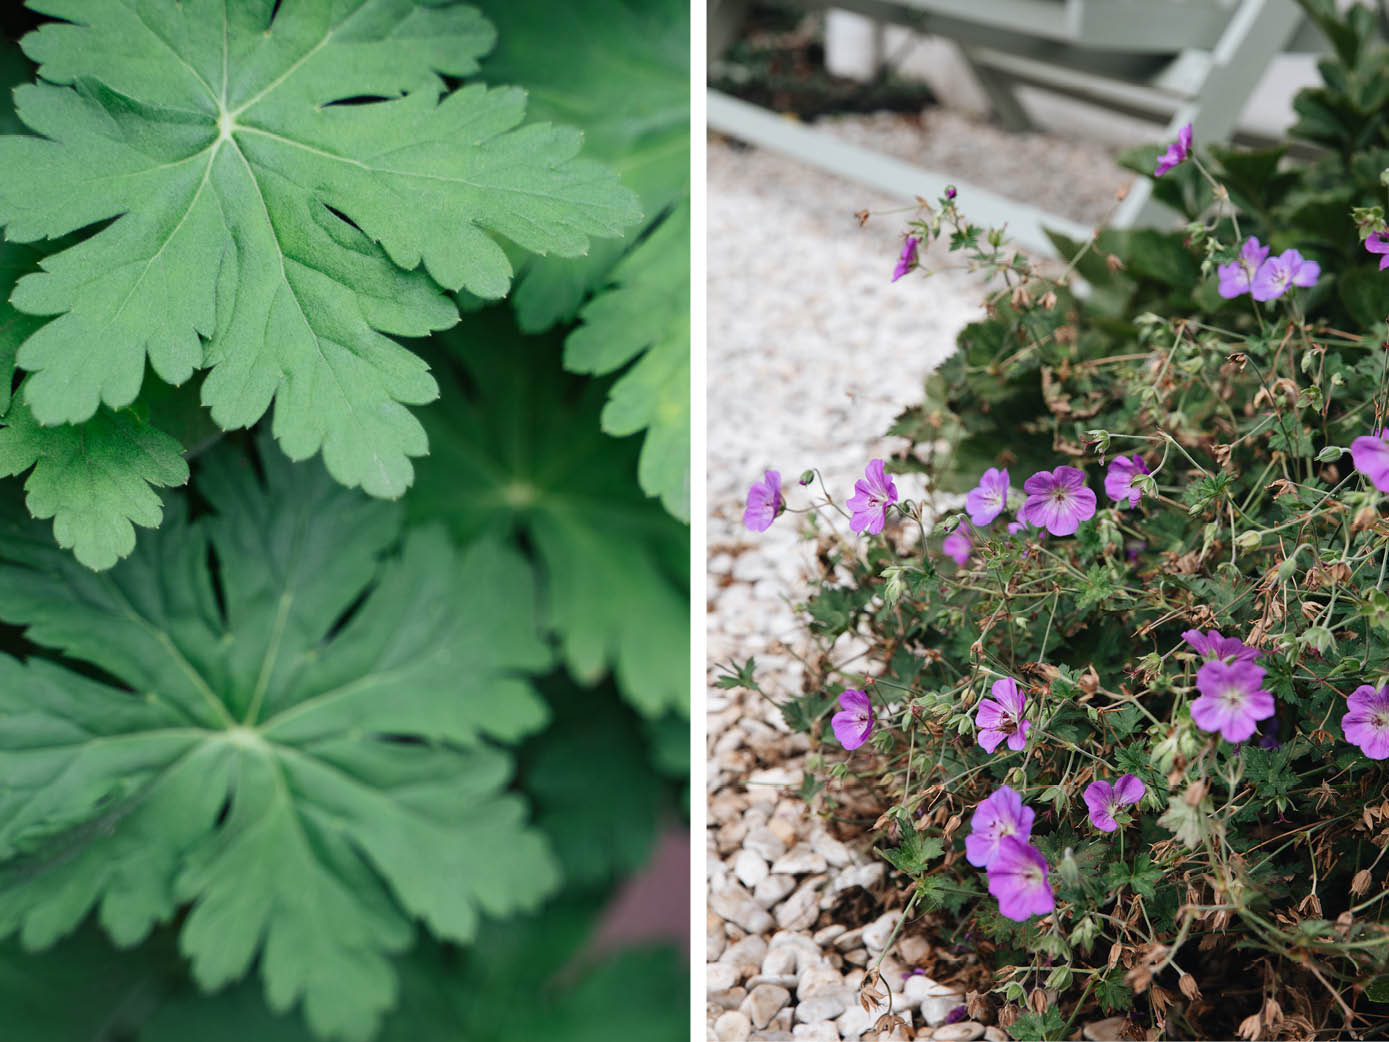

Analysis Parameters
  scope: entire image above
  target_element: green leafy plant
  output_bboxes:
[735,3,1389,1038]
[0,2,689,1040]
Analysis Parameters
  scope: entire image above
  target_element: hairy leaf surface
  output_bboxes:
[0,0,640,499]
[0,439,557,1041]
[409,311,688,719]
[566,202,690,520]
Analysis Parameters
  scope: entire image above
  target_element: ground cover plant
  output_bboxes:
[729,2,1389,1037]
[0,2,690,1040]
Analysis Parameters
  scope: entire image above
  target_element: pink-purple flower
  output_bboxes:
[1217,237,1270,299]
[1342,684,1389,760]
[847,458,899,535]
[1250,249,1320,302]
[966,467,1010,526]
[743,470,784,532]
[1181,628,1262,664]
[965,785,1035,867]
[1366,233,1389,271]
[1021,466,1096,537]
[943,528,972,566]
[986,836,1055,921]
[1352,431,1389,492]
[1082,774,1146,832]
[1153,122,1193,177]
[976,677,1030,753]
[1103,455,1149,508]
[832,688,874,750]
[892,236,920,282]
[1190,660,1275,742]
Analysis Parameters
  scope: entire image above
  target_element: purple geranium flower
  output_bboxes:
[943,528,972,566]
[892,236,919,282]
[1250,249,1320,302]
[1191,660,1275,742]
[1153,122,1193,177]
[1103,455,1149,508]
[1082,774,1146,833]
[847,458,899,535]
[986,836,1055,921]
[1366,233,1389,271]
[1352,431,1389,492]
[743,470,783,532]
[1342,684,1389,760]
[832,689,874,750]
[976,677,1030,753]
[1021,466,1096,537]
[965,785,1035,867]
[1180,628,1261,664]
[966,467,1010,526]
[1216,237,1270,299]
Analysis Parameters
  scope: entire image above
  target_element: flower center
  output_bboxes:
[1024,864,1043,888]
[1220,684,1246,709]
[1374,711,1389,730]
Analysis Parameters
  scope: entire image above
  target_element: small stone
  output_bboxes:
[984,1029,1008,1042]
[814,924,847,947]
[799,965,849,1000]
[861,912,898,953]
[773,1008,794,1033]
[1083,1016,1130,1041]
[708,914,728,962]
[910,978,964,1028]
[710,985,748,1011]
[752,1032,794,1041]
[836,1001,883,1041]
[754,873,797,907]
[934,1022,985,1041]
[833,927,864,951]
[736,848,771,889]
[771,846,828,875]
[831,862,884,893]
[897,934,930,965]
[793,1022,840,1040]
[775,878,825,931]
[745,824,789,862]
[748,765,799,789]
[761,946,799,978]
[712,879,776,935]
[796,994,851,1023]
[708,962,738,993]
[744,983,792,1029]
[767,814,799,847]
[715,1010,754,1041]
[811,830,853,867]
[841,947,868,967]
[722,935,770,970]
[747,974,800,991]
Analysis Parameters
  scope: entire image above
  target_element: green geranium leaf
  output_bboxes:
[0,0,640,499]
[566,201,691,520]
[409,309,689,719]
[140,901,687,1042]
[486,0,690,332]
[0,394,189,571]
[0,438,558,1042]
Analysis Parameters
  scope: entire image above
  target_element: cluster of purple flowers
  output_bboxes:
[1182,629,1275,742]
[1216,237,1320,301]
[742,458,902,536]
[966,787,1054,921]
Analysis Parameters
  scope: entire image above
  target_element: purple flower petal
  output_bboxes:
[1153,122,1193,177]
[1352,431,1389,492]
[986,836,1055,921]
[847,458,899,535]
[892,236,920,282]
[1191,660,1275,742]
[1082,780,1118,832]
[965,785,1035,867]
[1103,455,1149,507]
[943,529,972,566]
[966,467,1010,526]
[1022,466,1096,537]
[743,470,783,532]
[832,688,874,750]
[1343,684,1389,760]
[976,678,1028,754]
[1366,233,1389,271]
[1180,628,1261,664]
